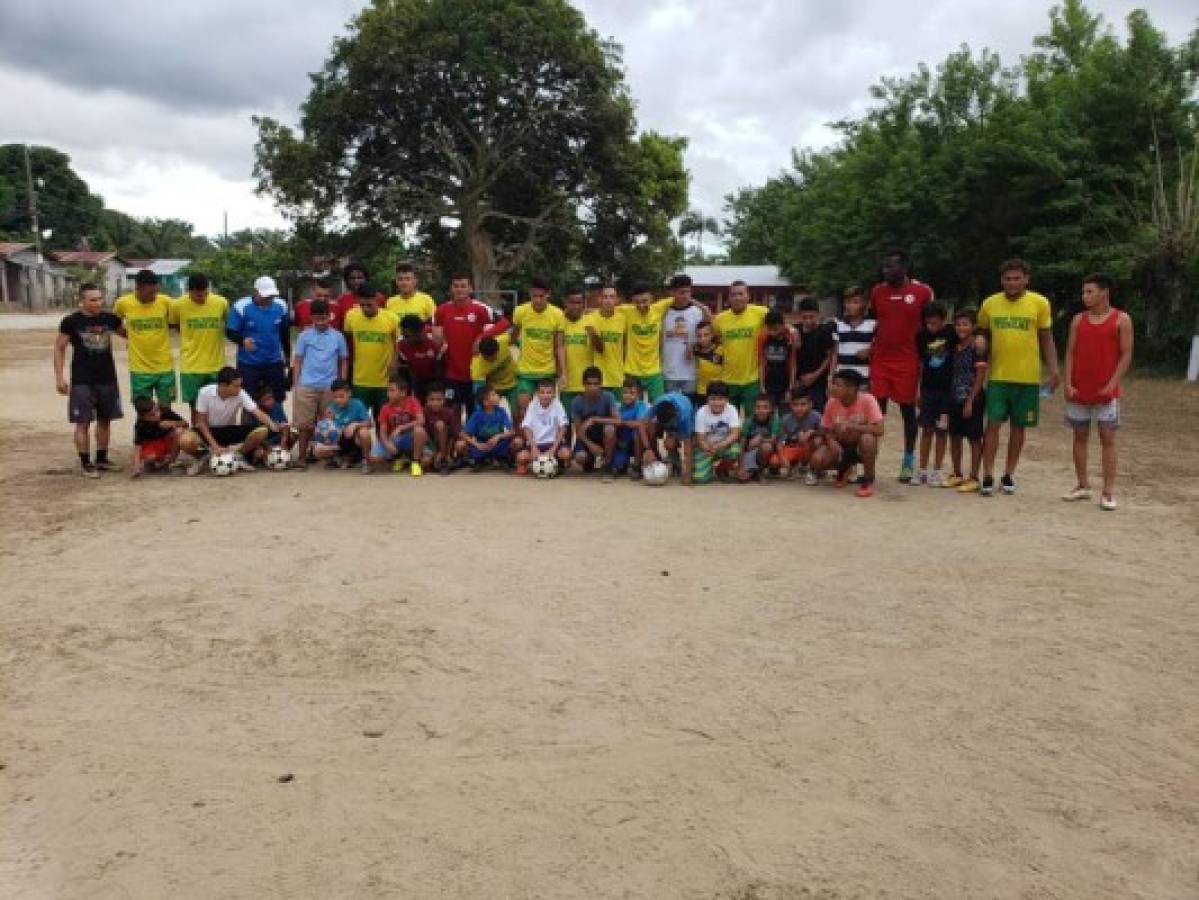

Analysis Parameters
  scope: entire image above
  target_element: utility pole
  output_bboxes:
[23,144,41,263]
[223,210,228,243]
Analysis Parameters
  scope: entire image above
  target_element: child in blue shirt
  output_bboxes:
[317,378,373,472]
[614,375,651,477]
[457,386,516,468]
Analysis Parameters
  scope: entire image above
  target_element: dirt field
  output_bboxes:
[1,322,1197,900]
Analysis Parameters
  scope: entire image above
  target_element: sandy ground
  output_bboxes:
[1,323,1197,900]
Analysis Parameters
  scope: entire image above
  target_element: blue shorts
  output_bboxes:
[370,431,415,459]
[468,438,511,462]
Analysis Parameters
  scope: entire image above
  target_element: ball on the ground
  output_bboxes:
[265,447,290,471]
[210,452,237,477]
[643,460,670,486]
[314,418,340,446]
[531,454,558,479]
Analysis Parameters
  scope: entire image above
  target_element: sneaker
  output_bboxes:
[391,459,407,473]
[927,470,944,488]
[943,475,964,488]
[911,468,928,486]
[980,476,994,497]
[594,455,605,471]
[628,466,642,481]
[804,471,819,486]
[778,465,791,479]
[81,463,100,479]
[93,458,119,472]
[855,481,875,498]
[1001,474,1016,494]
[234,458,256,473]
[360,460,372,475]
[898,460,914,483]
[1062,486,1093,502]
[410,461,423,477]
[956,478,980,493]
[1100,494,1117,511]
[185,453,209,477]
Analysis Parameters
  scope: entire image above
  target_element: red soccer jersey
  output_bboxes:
[869,279,933,362]
[333,293,362,328]
[293,298,346,331]
[433,299,509,382]
[395,334,443,384]
[377,397,424,437]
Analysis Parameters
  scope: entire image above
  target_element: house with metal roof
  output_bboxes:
[1,242,76,311]
[124,258,193,296]
[682,264,799,311]
[51,250,128,301]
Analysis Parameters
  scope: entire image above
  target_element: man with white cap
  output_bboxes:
[226,275,291,403]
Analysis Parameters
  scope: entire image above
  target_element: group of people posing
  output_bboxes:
[52,252,1133,505]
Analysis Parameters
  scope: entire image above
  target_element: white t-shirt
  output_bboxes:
[661,304,706,382]
[694,403,741,440]
[196,384,258,428]
[522,398,569,447]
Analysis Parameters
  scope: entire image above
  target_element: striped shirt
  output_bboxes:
[834,318,876,379]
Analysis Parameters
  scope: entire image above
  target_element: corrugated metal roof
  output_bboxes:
[53,250,124,265]
[125,258,192,276]
[0,242,34,257]
[682,265,792,288]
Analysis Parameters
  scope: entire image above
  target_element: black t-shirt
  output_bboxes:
[59,311,122,385]
[762,334,792,392]
[134,408,185,445]
[796,323,836,376]
[916,325,957,394]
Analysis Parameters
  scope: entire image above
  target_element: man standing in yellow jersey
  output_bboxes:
[619,283,674,401]
[511,277,566,420]
[712,280,769,415]
[560,290,593,412]
[113,269,176,407]
[170,273,228,421]
[385,261,437,323]
[343,284,399,417]
[585,284,626,400]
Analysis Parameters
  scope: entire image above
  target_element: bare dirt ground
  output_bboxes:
[1,322,1197,900]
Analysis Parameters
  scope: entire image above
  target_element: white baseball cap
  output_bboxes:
[253,276,279,297]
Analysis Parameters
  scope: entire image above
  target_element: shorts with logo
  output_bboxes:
[130,371,176,404]
[986,381,1040,427]
[692,442,742,483]
[918,390,955,430]
[1065,398,1120,430]
[180,372,219,405]
[69,383,123,423]
[292,385,334,429]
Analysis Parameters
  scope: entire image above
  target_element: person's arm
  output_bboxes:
[1063,314,1080,400]
[815,341,835,383]
[554,331,566,383]
[279,312,292,362]
[758,332,769,391]
[1039,327,1061,390]
[680,435,693,485]
[53,333,70,395]
[787,337,798,396]
[715,426,741,452]
[251,407,282,432]
[586,322,604,353]
[195,411,224,455]
[1101,313,1134,398]
[226,304,246,349]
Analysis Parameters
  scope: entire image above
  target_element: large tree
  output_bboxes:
[0,145,104,250]
[254,0,687,294]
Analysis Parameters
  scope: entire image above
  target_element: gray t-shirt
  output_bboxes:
[661,304,706,382]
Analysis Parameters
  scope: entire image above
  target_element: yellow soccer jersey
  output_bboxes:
[713,304,769,385]
[977,291,1052,385]
[343,307,399,387]
[386,291,436,323]
[586,309,626,387]
[170,293,229,373]
[513,302,565,376]
[471,332,518,391]
[561,314,593,391]
[620,298,672,377]
[113,292,174,373]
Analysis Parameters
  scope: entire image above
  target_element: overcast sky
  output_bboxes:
[1,1,1193,240]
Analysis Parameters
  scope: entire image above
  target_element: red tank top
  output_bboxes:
[1073,310,1121,404]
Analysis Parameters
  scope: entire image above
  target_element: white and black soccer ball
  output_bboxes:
[265,447,290,471]
[531,454,559,479]
[210,452,237,477]
[643,460,670,486]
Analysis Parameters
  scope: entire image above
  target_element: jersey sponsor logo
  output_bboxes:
[129,318,165,332]
[184,318,223,330]
[565,332,588,346]
[601,331,622,344]
[722,326,755,340]
[467,313,478,323]
[905,294,916,304]
[991,316,1033,331]
[525,326,554,340]
[354,330,390,343]
[631,323,658,337]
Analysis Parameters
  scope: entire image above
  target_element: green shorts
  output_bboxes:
[352,384,389,414]
[516,373,556,400]
[630,372,665,402]
[692,443,742,483]
[130,371,176,404]
[986,381,1040,428]
[180,371,219,405]
[726,382,760,416]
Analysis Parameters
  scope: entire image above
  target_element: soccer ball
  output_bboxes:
[643,461,670,486]
[265,447,290,471]
[210,452,237,477]
[531,454,559,479]
[314,418,340,446]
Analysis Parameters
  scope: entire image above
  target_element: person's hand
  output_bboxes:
[963,401,973,418]
[1065,384,1078,401]
[242,337,256,352]
[211,445,225,457]
[1098,379,1117,400]
[800,373,816,387]
[1046,371,1061,392]
[855,349,869,361]
[56,378,69,396]
[268,421,282,433]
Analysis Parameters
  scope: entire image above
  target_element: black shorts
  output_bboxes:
[444,379,475,414]
[918,391,954,430]
[949,394,986,442]
[208,424,260,446]
[68,383,123,423]
[238,362,288,404]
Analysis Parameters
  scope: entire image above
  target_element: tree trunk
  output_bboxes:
[462,206,499,298]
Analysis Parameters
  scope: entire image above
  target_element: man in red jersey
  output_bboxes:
[1062,272,1132,512]
[868,248,932,482]
[432,272,510,414]
[334,261,370,326]
[393,314,444,402]
[292,279,340,330]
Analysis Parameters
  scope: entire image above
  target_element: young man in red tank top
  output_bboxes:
[1063,273,1133,511]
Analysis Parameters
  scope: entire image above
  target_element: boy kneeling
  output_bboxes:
[131,396,188,478]
[457,386,519,468]
[809,369,884,498]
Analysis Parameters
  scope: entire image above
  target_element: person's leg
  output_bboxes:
[981,423,1002,481]
[1099,425,1117,499]
[412,426,427,465]
[1071,424,1090,490]
[900,403,918,457]
[73,422,91,460]
[967,440,982,480]
[918,426,933,471]
[933,429,947,472]
[94,418,112,463]
[601,424,616,464]
[240,426,270,459]
[949,434,964,478]
[1004,426,1026,478]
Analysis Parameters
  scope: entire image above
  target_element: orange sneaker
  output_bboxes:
[855,481,875,498]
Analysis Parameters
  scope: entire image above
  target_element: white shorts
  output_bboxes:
[1065,399,1120,430]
